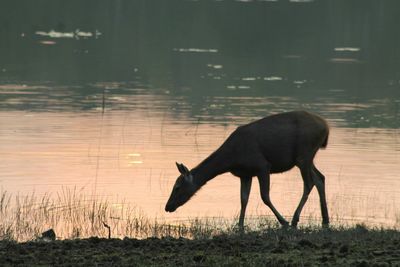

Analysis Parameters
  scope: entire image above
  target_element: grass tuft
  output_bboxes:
[0,188,398,242]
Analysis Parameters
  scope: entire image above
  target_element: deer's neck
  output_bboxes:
[191,148,230,186]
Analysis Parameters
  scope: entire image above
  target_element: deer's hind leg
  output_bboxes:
[239,176,252,231]
[312,165,329,226]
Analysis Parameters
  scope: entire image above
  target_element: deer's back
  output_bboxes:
[223,111,328,175]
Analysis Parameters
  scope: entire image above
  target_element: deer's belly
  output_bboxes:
[270,163,296,174]
[230,163,294,177]
[229,150,296,177]
[230,169,252,178]
[267,156,296,173]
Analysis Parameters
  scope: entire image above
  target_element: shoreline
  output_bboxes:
[1,226,399,266]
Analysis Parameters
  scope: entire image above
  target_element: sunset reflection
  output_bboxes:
[1,100,399,227]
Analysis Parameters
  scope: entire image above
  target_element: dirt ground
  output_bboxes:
[1,227,399,266]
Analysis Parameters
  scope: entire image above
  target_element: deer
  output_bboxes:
[165,111,330,230]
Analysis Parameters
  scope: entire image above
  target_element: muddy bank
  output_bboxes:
[1,227,399,266]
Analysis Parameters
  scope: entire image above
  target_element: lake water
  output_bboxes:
[0,81,399,227]
[1,0,400,228]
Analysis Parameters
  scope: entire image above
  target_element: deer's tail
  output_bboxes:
[320,129,329,149]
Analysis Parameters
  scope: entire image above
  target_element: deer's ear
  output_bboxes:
[175,162,183,173]
[176,162,190,175]
[181,163,190,174]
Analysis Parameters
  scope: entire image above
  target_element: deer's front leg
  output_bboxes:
[239,176,252,231]
[291,171,314,228]
[257,171,289,227]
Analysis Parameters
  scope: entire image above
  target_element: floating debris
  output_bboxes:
[334,47,361,52]
[35,29,102,40]
[173,48,219,53]
[264,76,283,81]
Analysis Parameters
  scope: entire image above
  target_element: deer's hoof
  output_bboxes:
[322,222,330,230]
[281,221,290,229]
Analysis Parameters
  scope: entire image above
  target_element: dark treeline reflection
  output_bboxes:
[1,0,400,85]
[0,0,399,128]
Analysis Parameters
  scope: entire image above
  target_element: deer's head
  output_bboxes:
[165,162,197,212]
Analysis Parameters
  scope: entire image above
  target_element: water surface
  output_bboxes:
[0,82,399,227]
[1,0,400,227]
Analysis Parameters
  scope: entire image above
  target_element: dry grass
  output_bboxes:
[0,188,398,242]
[0,188,239,242]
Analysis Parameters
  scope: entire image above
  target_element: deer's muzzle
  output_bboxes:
[165,203,176,212]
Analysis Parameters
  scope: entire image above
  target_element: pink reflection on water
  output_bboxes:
[0,109,399,227]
